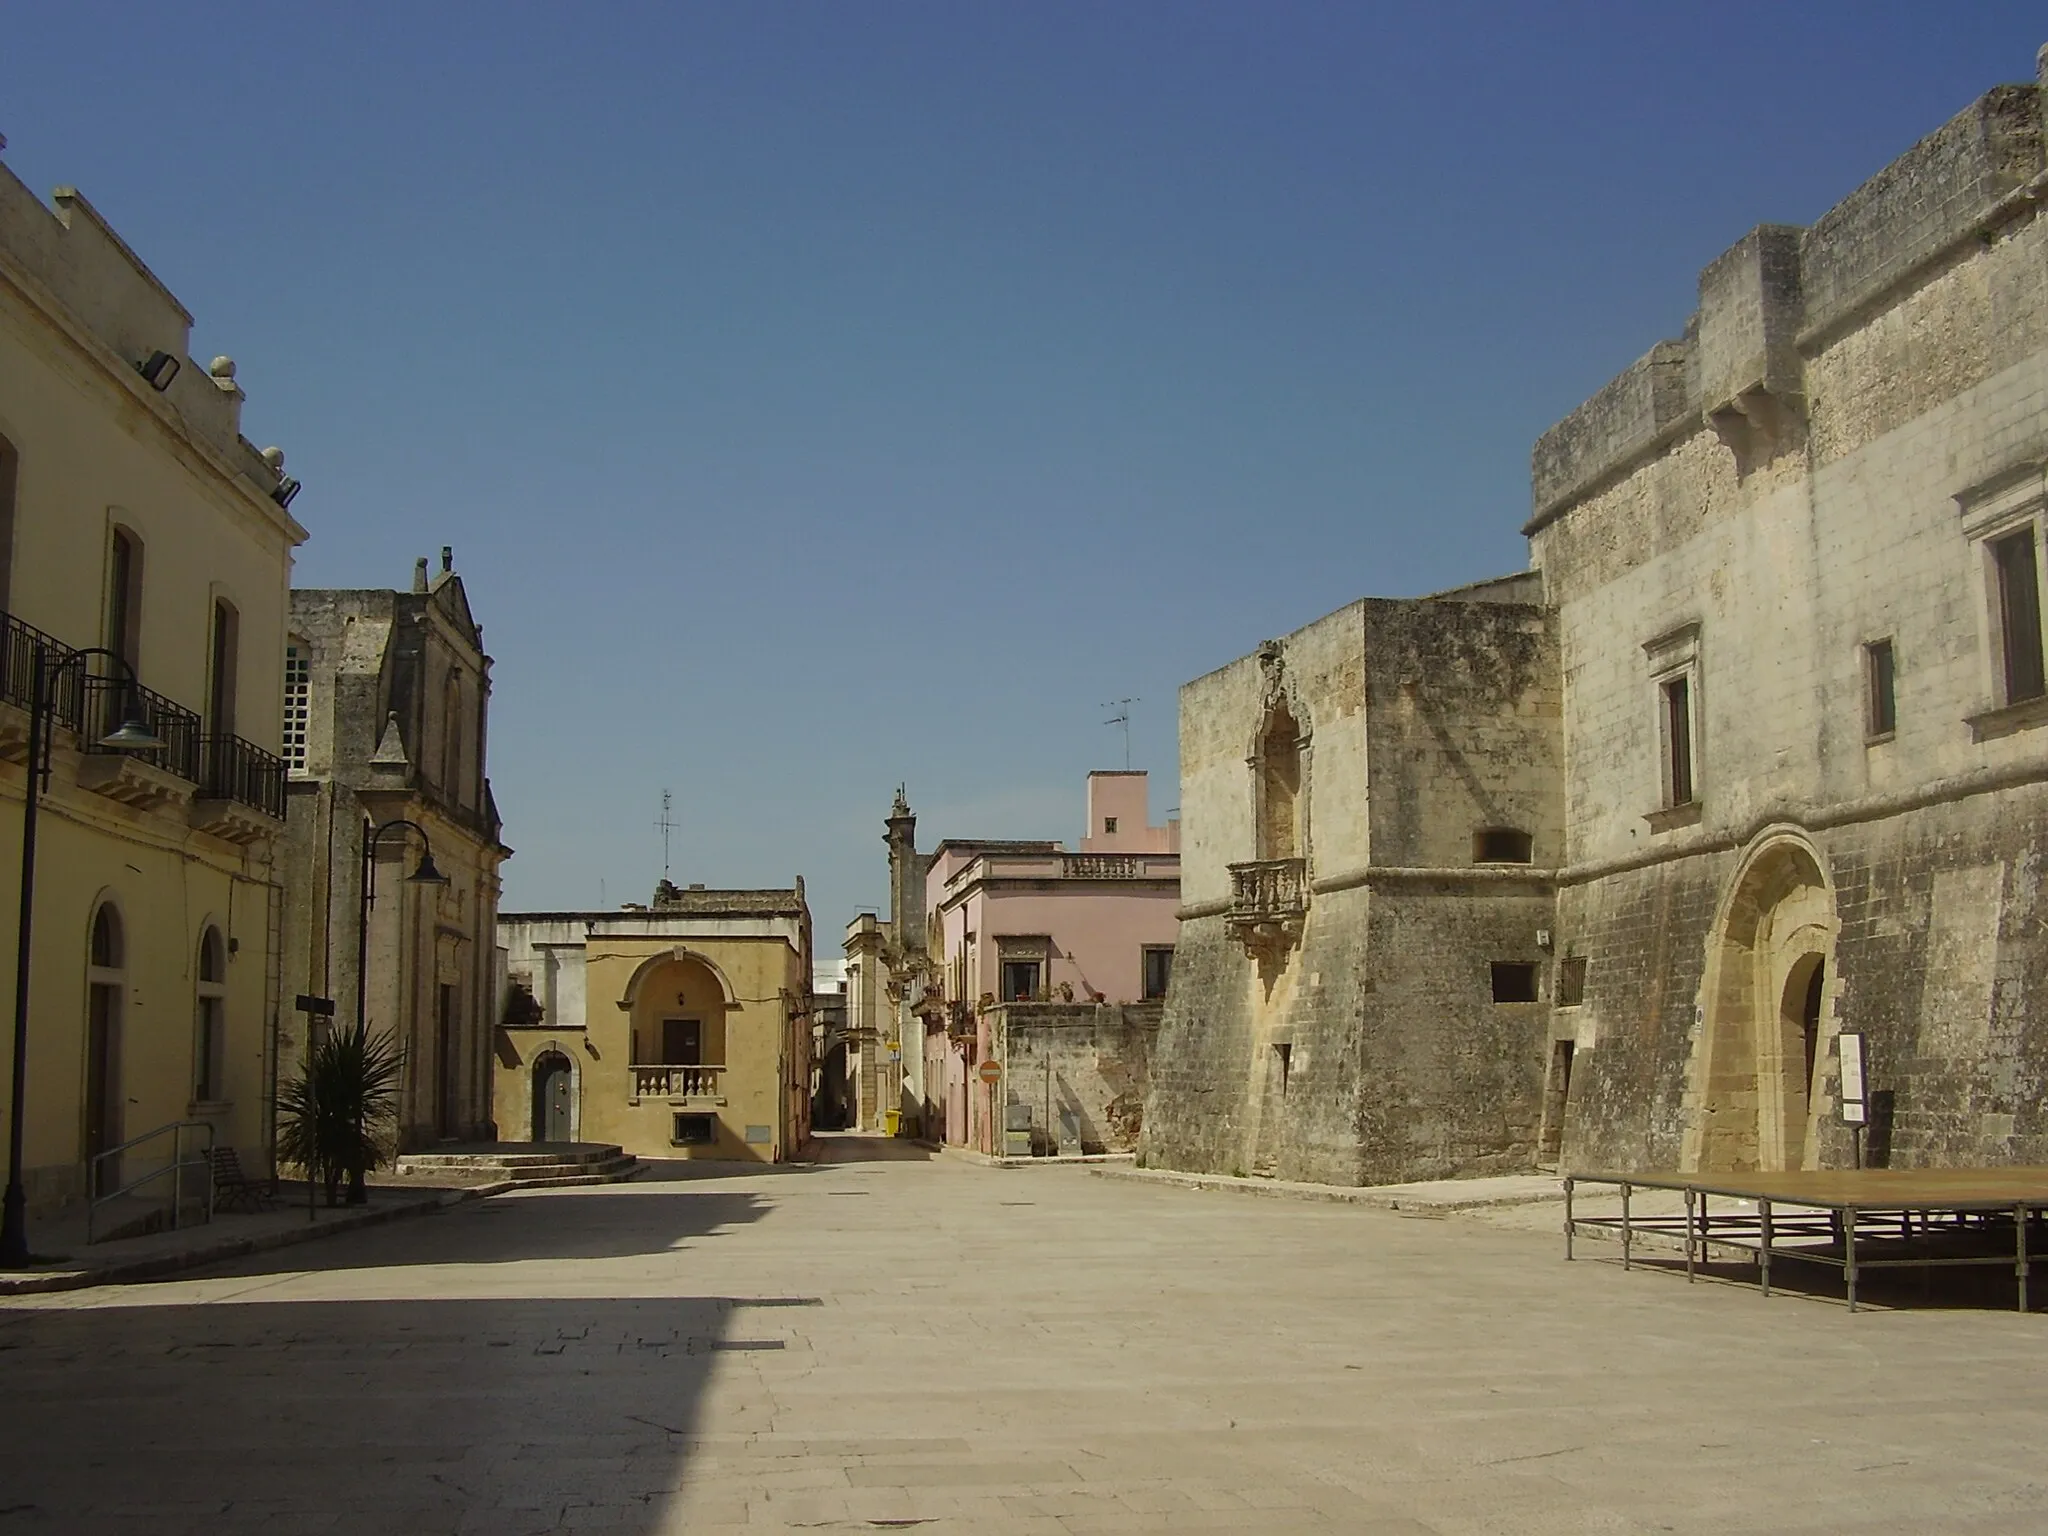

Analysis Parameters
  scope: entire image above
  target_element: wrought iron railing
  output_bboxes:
[82,672,200,782]
[200,733,287,817]
[632,1064,724,1099]
[1229,858,1307,918]
[0,610,84,726]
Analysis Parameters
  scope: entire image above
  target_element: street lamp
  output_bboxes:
[1,646,166,1265]
[351,817,446,1204]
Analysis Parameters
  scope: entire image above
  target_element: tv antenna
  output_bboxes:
[1102,697,1137,771]
[655,789,677,880]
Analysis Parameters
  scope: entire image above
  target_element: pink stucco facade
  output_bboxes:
[916,773,1180,1151]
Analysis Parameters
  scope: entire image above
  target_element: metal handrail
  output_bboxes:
[0,610,84,726]
[85,1118,217,1244]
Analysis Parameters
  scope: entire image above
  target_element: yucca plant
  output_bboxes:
[277,1021,405,1207]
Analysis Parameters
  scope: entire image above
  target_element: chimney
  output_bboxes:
[412,558,428,593]
[440,545,453,575]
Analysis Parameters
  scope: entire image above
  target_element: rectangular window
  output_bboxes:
[1272,1042,1292,1098]
[661,1019,702,1065]
[209,600,238,736]
[1141,946,1174,1000]
[1491,962,1539,1003]
[1103,816,1118,834]
[1473,828,1533,864]
[1662,674,1695,806]
[671,1113,716,1146]
[283,644,311,774]
[1000,961,1041,1003]
[1993,527,2046,704]
[1556,956,1586,1009]
[1865,639,1896,737]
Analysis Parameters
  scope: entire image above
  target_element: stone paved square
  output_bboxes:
[1,1144,2045,1534]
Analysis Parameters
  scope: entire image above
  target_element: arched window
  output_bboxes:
[106,528,143,672]
[194,926,228,1102]
[86,904,125,1191]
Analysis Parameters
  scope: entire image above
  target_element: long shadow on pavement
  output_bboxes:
[0,1289,804,1534]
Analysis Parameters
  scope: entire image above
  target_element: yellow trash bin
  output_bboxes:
[883,1109,901,1137]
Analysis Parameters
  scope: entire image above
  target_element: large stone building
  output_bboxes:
[277,550,507,1149]
[1537,46,2048,1176]
[495,881,814,1162]
[1142,582,1561,1183]
[0,153,304,1222]
[1147,41,2048,1183]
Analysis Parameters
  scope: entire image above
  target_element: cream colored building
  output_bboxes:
[496,882,813,1161]
[277,551,508,1149]
[0,154,306,1217]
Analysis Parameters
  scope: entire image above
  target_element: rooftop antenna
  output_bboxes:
[655,789,677,881]
[1102,698,1137,771]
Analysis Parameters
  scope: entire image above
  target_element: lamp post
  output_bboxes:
[352,817,446,1204]
[1,645,166,1266]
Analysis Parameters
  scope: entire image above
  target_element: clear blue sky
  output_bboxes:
[6,5,2043,946]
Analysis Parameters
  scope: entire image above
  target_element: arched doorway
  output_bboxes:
[532,1051,573,1144]
[1256,701,1303,862]
[85,903,125,1195]
[1686,835,1836,1173]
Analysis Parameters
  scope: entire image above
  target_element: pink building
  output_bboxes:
[915,772,1180,1148]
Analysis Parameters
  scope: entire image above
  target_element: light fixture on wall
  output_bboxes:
[271,476,302,510]
[136,350,181,391]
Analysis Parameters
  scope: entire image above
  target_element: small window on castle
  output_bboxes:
[1661,674,1696,806]
[1473,828,1533,864]
[1992,527,2046,704]
[1865,639,1896,738]
[1491,962,1539,1004]
[1556,957,1586,1008]
[671,1113,716,1146]
[1103,816,1118,834]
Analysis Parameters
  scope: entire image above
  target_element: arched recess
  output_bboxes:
[530,1045,578,1143]
[1684,830,1838,1173]
[617,948,738,1069]
[1249,694,1311,866]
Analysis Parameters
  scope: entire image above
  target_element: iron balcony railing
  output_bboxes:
[1228,858,1308,919]
[82,672,200,782]
[200,733,287,818]
[0,609,85,727]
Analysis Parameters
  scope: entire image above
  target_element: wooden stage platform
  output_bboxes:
[1563,1168,2048,1312]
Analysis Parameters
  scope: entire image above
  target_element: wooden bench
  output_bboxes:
[207,1146,278,1213]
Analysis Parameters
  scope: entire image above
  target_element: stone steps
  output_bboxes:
[392,1143,642,1188]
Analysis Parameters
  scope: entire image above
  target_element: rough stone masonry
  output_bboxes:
[1145,41,2048,1185]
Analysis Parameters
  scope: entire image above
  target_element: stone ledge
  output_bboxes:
[1091,1165,1565,1211]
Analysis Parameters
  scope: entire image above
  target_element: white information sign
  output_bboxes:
[1838,1031,1867,1125]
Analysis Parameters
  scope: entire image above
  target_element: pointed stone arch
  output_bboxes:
[1684,828,1838,1173]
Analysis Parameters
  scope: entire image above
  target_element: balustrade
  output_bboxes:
[632,1063,724,1100]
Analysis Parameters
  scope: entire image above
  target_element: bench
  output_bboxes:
[207,1145,278,1213]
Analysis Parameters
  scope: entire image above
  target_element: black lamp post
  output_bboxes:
[351,817,446,1204]
[1,645,166,1266]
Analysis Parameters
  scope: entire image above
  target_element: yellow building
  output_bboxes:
[0,155,306,1226]
[495,882,813,1161]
